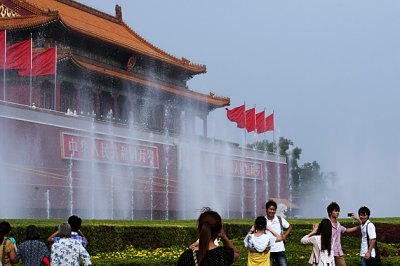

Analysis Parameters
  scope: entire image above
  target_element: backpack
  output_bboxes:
[366,222,382,266]
[277,216,286,245]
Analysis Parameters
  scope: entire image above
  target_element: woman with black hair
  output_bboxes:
[301,218,335,266]
[244,216,282,266]
[177,210,239,265]
[0,221,18,265]
[17,225,50,266]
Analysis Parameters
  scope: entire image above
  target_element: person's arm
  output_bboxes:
[244,226,254,249]
[345,226,360,233]
[300,224,318,245]
[189,240,199,250]
[266,226,282,242]
[364,239,376,259]
[219,227,239,262]
[345,214,362,233]
[8,246,19,264]
[282,224,292,241]
[48,231,59,242]
[351,214,362,224]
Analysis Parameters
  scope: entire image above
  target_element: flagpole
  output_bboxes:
[29,33,32,106]
[243,102,247,146]
[272,110,275,152]
[263,107,266,144]
[3,30,6,101]
[253,104,256,143]
[54,45,57,111]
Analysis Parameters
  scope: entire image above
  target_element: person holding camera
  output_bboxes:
[327,202,360,266]
[48,215,88,248]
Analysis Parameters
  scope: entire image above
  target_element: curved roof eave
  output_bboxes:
[67,55,229,108]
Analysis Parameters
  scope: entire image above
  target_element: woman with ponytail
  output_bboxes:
[301,218,335,266]
[178,210,239,265]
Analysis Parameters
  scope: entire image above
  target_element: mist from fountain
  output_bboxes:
[68,157,74,216]
[0,65,289,220]
[46,189,50,219]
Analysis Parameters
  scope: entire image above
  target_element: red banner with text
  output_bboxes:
[61,133,159,168]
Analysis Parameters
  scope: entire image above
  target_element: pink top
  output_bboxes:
[331,221,346,256]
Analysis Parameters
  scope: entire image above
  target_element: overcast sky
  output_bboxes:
[79,0,400,217]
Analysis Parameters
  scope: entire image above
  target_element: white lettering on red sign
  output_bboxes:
[62,133,159,168]
[203,153,263,180]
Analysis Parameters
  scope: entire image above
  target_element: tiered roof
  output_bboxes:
[1,0,206,73]
[0,0,230,107]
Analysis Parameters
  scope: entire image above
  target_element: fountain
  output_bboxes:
[0,0,289,220]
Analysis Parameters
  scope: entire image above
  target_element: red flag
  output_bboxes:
[246,107,256,132]
[18,47,56,76]
[265,113,274,132]
[3,39,31,69]
[226,104,245,128]
[255,110,265,133]
[0,31,5,65]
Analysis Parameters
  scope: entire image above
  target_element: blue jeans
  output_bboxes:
[361,257,378,266]
[361,257,367,266]
[270,251,288,266]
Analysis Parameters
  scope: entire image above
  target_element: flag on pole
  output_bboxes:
[245,107,256,132]
[2,39,31,69]
[226,104,245,128]
[255,110,266,133]
[18,47,56,76]
[265,112,274,132]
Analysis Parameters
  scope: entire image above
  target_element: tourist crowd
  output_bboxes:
[178,200,380,266]
[0,215,91,266]
[0,201,379,266]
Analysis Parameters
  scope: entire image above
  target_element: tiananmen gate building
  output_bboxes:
[0,0,289,219]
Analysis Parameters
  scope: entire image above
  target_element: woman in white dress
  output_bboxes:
[301,218,335,266]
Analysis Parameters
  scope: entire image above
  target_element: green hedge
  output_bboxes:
[4,219,400,265]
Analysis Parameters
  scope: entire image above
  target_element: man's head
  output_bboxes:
[327,202,340,218]
[265,200,277,219]
[68,215,82,232]
[358,206,371,224]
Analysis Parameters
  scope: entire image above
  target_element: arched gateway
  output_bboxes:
[0,0,289,219]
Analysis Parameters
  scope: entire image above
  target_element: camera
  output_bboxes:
[347,213,353,217]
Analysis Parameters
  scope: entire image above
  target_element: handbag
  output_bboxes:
[1,237,7,266]
[41,256,50,266]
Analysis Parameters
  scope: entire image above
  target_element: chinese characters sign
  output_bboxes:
[203,153,263,180]
[61,133,159,168]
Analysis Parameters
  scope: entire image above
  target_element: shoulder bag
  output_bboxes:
[366,222,382,266]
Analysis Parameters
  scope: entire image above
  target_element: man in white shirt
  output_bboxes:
[265,200,292,266]
[358,206,378,266]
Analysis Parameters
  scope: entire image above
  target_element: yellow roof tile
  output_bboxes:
[6,0,206,73]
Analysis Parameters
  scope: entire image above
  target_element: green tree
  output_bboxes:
[247,138,327,205]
